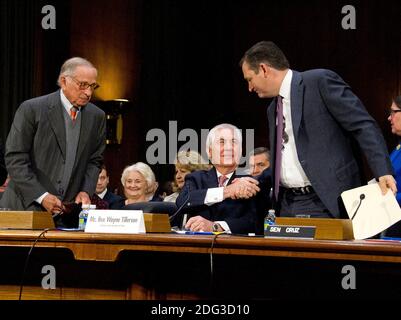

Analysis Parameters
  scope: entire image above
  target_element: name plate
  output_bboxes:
[85,210,145,234]
[264,225,316,239]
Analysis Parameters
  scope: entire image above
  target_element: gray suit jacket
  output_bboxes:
[268,69,392,217]
[0,90,106,211]
[0,139,6,185]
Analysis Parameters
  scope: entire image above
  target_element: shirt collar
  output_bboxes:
[97,188,108,199]
[279,69,293,100]
[215,169,234,181]
[60,90,80,114]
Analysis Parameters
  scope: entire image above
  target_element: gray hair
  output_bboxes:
[121,162,156,192]
[57,57,97,86]
[205,123,242,158]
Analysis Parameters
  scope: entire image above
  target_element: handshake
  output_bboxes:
[223,177,260,200]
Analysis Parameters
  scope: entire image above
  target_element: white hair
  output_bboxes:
[57,57,97,86]
[205,123,242,158]
[121,162,156,192]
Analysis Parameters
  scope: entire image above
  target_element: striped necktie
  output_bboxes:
[218,175,228,187]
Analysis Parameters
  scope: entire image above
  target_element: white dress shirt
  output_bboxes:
[279,70,311,188]
[203,169,234,232]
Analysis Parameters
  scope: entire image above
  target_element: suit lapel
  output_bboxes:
[47,91,66,160]
[207,167,219,187]
[290,71,304,139]
[227,171,237,185]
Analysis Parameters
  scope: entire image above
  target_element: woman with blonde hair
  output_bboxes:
[164,150,210,202]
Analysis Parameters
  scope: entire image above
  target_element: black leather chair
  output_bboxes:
[122,201,177,216]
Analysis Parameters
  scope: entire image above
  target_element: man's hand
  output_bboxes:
[378,175,397,195]
[224,177,260,199]
[185,216,214,232]
[41,194,63,214]
[75,191,91,205]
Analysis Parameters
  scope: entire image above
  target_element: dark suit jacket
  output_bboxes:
[103,189,123,208]
[0,139,6,186]
[268,69,393,217]
[0,90,106,211]
[176,167,258,234]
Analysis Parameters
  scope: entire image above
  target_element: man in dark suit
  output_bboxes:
[240,41,396,218]
[0,57,106,219]
[0,139,6,186]
[93,165,123,208]
[249,147,270,177]
[176,123,260,234]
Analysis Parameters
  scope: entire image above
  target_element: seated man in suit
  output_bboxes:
[93,165,122,208]
[176,123,260,234]
[249,147,270,177]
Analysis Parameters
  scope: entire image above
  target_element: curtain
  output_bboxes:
[0,0,37,141]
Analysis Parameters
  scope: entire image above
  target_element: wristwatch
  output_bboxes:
[212,223,220,232]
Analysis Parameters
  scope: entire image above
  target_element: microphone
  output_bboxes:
[351,194,365,220]
[169,184,191,229]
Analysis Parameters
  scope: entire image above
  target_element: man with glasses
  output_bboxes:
[0,57,106,226]
[240,41,396,218]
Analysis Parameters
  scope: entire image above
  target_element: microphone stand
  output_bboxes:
[351,194,365,220]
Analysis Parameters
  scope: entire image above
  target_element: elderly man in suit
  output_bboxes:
[240,41,396,218]
[176,123,260,234]
[0,57,106,219]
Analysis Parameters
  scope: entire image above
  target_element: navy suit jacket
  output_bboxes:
[176,167,258,234]
[268,69,393,217]
[103,189,123,208]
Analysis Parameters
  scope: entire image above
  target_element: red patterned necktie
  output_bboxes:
[218,175,228,187]
[70,106,78,122]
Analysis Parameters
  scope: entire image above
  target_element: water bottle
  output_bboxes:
[78,204,96,230]
[264,209,276,234]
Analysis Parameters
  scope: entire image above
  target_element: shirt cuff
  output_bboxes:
[205,187,224,205]
[36,192,49,205]
[216,221,231,234]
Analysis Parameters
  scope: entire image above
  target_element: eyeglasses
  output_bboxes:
[389,109,401,117]
[67,76,100,91]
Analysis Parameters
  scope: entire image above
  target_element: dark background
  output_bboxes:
[1,0,401,193]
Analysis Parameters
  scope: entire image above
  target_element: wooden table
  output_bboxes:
[0,230,401,299]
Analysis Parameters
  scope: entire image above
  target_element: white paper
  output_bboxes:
[341,184,401,239]
[85,210,146,234]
